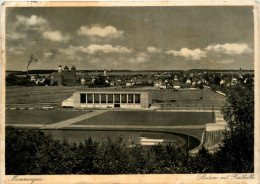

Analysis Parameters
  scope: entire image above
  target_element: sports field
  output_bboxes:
[5,110,88,124]
[74,111,215,126]
[6,110,208,148]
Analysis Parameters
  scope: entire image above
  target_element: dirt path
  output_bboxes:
[40,110,108,129]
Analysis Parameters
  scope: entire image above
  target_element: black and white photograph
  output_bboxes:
[1,1,259,184]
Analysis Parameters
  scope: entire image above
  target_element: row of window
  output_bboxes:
[80,94,141,104]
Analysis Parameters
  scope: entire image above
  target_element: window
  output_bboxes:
[115,94,120,103]
[128,94,133,103]
[121,94,126,103]
[87,94,93,103]
[94,94,99,103]
[107,94,113,103]
[80,94,86,103]
[135,94,140,103]
[101,94,106,103]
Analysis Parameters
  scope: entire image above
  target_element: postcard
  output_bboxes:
[1,1,259,184]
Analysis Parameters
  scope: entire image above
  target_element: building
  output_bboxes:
[62,90,152,109]
[160,82,167,89]
[174,76,178,82]
[186,79,192,85]
[80,78,85,85]
[51,65,76,86]
[230,78,238,86]
[220,79,225,85]
[173,81,182,89]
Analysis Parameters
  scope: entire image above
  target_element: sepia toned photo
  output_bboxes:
[1,1,259,184]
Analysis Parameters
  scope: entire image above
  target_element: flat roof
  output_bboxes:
[75,90,150,94]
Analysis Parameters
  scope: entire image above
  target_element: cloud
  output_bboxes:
[165,43,253,62]
[8,15,70,42]
[7,47,26,55]
[85,44,131,54]
[78,25,123,39]
[147,46,161,53]
[58,46,86,62]
[166,48,206,60]
[205,43,252,55]
[59,44,131,56]
[11,50,24,55]
[44,52,53,57]
[58,46,86,59]
[210,60,234,64]
[6,32,27,40]
[15,15,48,32]
[16,15,47,26]
[42,31,70,42]
[129,52,149,63]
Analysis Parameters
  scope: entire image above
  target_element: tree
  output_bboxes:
[97,137,130,174]
[94,75,110,87]
[6,74,19,86]
[214,75,221,85]
[216,82,254,172]
[182,77,187,84]
[200,83,204,89]
[5,127,53,174]
[73,138,99,174]
[128,145,153,174]
[189,147,215,173]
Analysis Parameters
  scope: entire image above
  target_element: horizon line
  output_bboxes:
[6,68,255,72]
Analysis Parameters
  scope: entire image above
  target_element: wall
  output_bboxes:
[51,73,62,85]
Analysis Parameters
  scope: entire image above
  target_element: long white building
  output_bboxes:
[62,90,152,109]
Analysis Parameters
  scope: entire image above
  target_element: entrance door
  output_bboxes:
[114,104,120,108]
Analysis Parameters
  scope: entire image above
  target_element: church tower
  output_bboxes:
[71,66,76,77]
[64,65,69,72]
[58,65,62,73]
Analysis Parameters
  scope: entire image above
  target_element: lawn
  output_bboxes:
[6,86,80,104]
[5,110,89,124]
[151,88,226,107]
[74,111,215,126]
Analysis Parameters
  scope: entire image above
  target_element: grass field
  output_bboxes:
[74,111,215,126]
[151,88,226,107]
[5,110,88,124]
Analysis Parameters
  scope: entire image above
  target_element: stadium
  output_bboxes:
[6,86,227,152]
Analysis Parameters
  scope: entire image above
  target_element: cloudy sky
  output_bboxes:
[5,6,254,71]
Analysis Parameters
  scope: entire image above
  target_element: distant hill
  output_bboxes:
[186,69,254,73]
[6,69,254,75]
[6,70,56,75]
